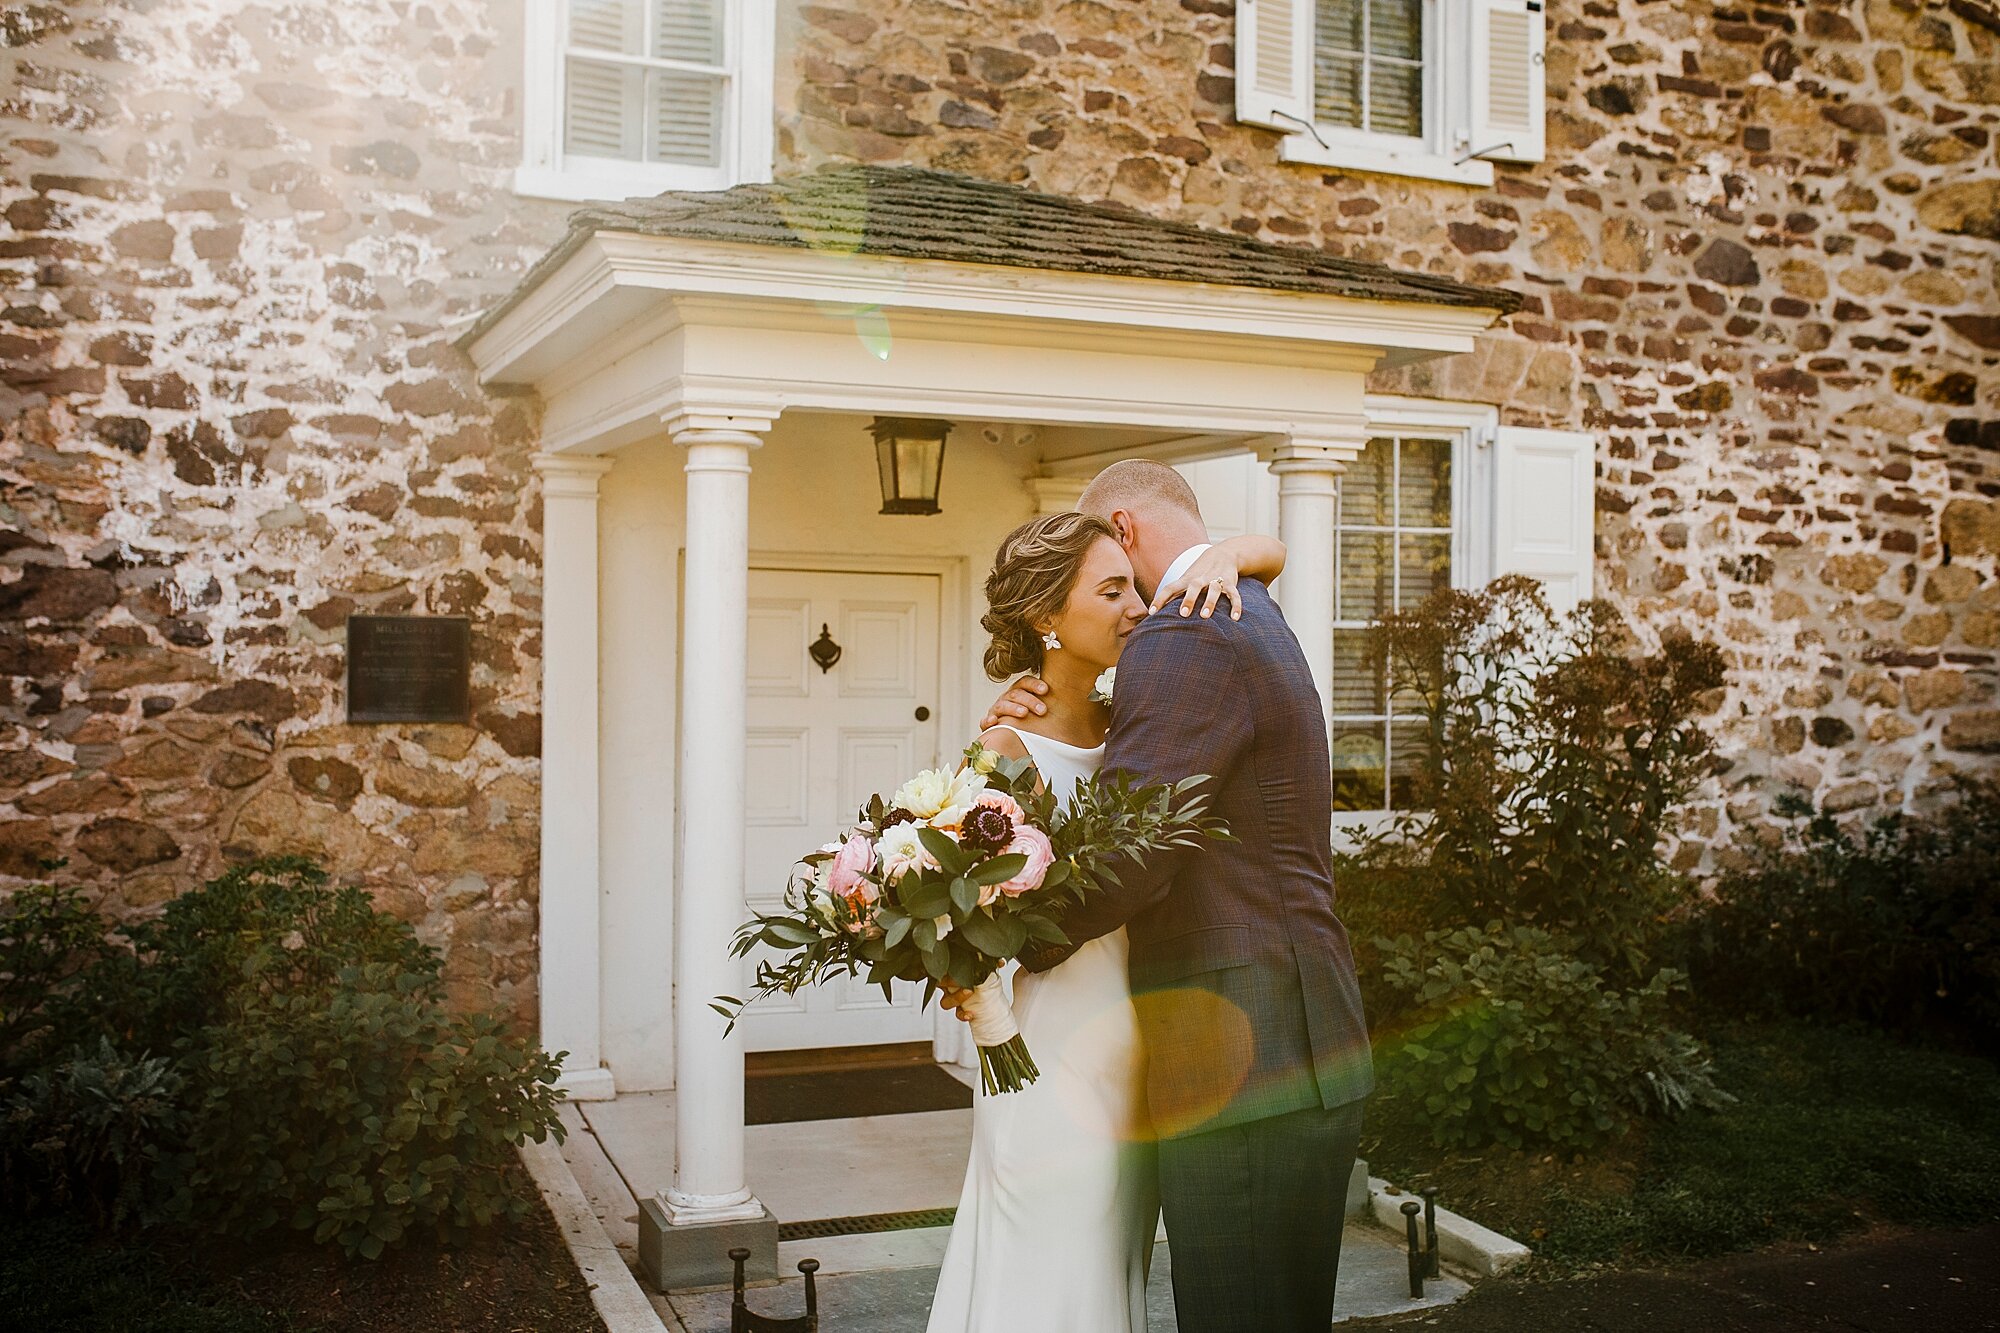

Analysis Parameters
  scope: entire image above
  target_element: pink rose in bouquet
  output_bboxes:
[826,832,879,929]
[995,823,1055,898]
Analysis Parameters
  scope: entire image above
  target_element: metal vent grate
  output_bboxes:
[778,1207,958,1241]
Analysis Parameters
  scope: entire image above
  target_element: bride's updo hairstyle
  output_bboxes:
[982,511,1118,680]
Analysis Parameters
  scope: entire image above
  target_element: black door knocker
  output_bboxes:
[808,624,842,674]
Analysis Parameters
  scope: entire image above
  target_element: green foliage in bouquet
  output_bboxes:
[720,745,1228,1091]
[1375,924,1731,1151]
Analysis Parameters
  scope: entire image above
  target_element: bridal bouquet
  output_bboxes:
[716,743,1228,1093]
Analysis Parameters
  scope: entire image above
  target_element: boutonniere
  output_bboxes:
[1089,668,1115,706]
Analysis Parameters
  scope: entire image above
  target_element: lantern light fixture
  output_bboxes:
[870,416,951,516]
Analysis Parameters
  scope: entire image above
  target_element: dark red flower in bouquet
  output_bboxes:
[880,807,919,829]
[959,803,1014,855]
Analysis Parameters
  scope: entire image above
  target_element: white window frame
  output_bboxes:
[1286,0,1490,187]
[514,0,775,202]
[1327,396,1497,831]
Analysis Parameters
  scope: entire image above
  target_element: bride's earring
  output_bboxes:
[1042,628,1062,651]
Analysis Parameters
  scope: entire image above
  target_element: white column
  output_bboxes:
[663,418,768,1227]
[1024,473,1089,516]
[1262,423,1369,742]
[534,451,617,1102]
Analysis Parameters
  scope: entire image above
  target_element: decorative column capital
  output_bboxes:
[1257,415,1372,477]
[659,400,781,442]
[532,451,616,499]
[1024,473,1089,516]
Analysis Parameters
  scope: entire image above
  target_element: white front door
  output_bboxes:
[740,567,943,1051]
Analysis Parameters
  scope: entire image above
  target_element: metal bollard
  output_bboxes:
[1422,1185,1441,1278]
[1400,1200,1425,1298]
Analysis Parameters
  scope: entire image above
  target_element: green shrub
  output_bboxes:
[1690,781,2000,1039]
[1,1036,185,1230]
[91,856,440,1056]
[0,855,566,1257]
[1336,577,1724,993]
[1374,924,1730,1151]
[0,883,120,1077]
[158,964,565,1258]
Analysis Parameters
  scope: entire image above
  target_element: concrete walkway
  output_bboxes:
[554,1088,1479,1331]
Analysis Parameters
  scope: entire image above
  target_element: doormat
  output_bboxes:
[745,1062,973,1125]
[778,1207,957,1242]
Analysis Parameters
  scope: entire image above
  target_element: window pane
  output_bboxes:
[1331,721,1387,811]
[570,0,641,53]
[1398,533,1451,610]
[1339,438,1394,528]
[1369,0,1423,60]
[566,57,643,159]
[1398,436,1452,528]
[649,67,723,166]
[1338,530,1391,622]
[1330,630,1386,716]
[1314,52,1364,128]
[653,0,722,63]
[1368,60,1424,137]
[1318,0,1365,53]
[1389,719,1431,811]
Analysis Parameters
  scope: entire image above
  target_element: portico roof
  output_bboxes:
[463,165,1518,350]
[460,166,1519,457]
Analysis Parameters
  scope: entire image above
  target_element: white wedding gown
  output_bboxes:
[926,725,1159,1333]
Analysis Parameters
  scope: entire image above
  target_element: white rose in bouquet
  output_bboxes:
[891,765,988,828]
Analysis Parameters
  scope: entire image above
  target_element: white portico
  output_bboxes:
[460,165,1516,1286]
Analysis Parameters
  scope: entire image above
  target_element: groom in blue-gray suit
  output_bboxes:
[991,459,1372,1332]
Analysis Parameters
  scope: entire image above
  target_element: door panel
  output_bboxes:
[739,567,942,1051]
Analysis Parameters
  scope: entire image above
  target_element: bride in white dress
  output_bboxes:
[925,512,1285,1333]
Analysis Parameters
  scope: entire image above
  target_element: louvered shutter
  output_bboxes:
[1235,0,1314,132]
[565,0,644,159]
[651,0,724,167]
[1468,0,1546,163]
[1492,427,1594,612]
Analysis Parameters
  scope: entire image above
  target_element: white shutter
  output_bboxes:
[1492,427,1594,612]
[565,0,645,160]
[1467,0,1545,163]
[1235,0,1315,132]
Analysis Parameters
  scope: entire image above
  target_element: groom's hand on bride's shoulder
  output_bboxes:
[978,675,1050,730]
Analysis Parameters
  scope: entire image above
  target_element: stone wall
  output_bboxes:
[776,0,2000,860]
[0,1,569,1023]
[2,0,1996,1029]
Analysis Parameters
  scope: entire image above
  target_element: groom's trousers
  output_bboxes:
[1158,1098,1366,1333]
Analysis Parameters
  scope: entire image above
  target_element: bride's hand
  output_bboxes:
[1151,534,1286,620]
[1152,546,1245,620]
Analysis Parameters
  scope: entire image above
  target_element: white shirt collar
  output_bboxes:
[1158,543,1213,598]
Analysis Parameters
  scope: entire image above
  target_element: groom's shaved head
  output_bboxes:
[1077,459,1203,524]
[1078,460,1209,601]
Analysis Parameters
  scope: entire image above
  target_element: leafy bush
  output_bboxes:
[0,855,566,1257]
[1338,577,1725,988]
[0,883,120,1078]
[1373,924,1729,1150]
[1689,781,2000,1040]
[158,966,564,1258]
[1,1037,185,1230]
[90,856,441,1058]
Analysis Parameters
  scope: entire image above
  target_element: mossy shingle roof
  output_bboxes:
[464,165,1520,346]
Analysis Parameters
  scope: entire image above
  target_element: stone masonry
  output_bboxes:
[3,0,1996,1024]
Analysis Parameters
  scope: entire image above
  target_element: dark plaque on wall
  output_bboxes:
[345,615,471,724]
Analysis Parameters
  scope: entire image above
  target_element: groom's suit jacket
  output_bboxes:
[1040,578,1373,1139]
